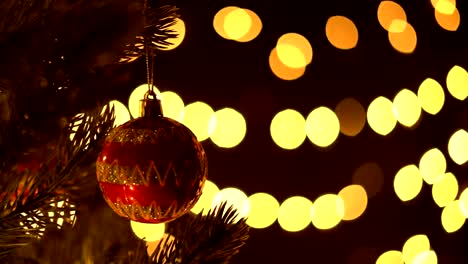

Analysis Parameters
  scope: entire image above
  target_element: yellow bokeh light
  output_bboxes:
[431,0,457,15]
[388,21,417,54]
[311,194,344,230]
[419,148,446,185]
[278,196,313,232]
[392,89,421,127]
[325,16,359,50]
[338,185,368,221]
[160,91,184,122]
[376,250,404,264]
[224,8,251,41]
[276,44,307,69]
[108,100,131,126]
[435,7,460,31]
[277,33,313,66]
[246,193,280,229]
[446,65,468,100]
[182,101,214,141]
[209,108,246,148]
[161,18,186,50]
[270,109,306,150]
[377,1,407,32]
[432,172,458,207]
[130,221,165,242]
[448,129,468,165]
[305,106,340,147]
[459,188,468,217]
[213,6,239,40]
[388,19,408,34]
[367,96,397,136]
[237,9,262,42]
[191,180,219,215]
[128,84,161,118]
[418,78,445,115]
[352,162,384,198]
[402,234,431,264]
[441,200,465,233]
[212,187,250,222]
[335,97,366,137]
[269,47,305,81]
[413,250,438,264]
[394,165,423,202]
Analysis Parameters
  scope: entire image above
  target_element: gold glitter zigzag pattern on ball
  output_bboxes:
[96,159,187,187]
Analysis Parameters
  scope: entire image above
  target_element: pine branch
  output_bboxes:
[130,202,250,264]
[0,0,53,33]
[118,4,181,64]
[0,104,115,258]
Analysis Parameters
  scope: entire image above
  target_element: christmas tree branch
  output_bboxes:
[130,202,250,264]
[0,104,115,258]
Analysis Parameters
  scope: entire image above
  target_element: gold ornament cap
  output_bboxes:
[140,90,163,118]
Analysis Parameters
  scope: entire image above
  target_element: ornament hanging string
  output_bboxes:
[145,46,155,94]
[143,0,155,95]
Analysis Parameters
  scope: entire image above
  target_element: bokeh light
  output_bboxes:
[418,78,445,115]
[237,9,262,42]
[352,162,384,198]
[435,7,460,31]
[377,1,407,32]
[448,129,468,165]
[212,187,250,222]
[446,65,468,100]
[338,185,368,221]
[182,101,214,141]
[394,165,423,202]
[367,96,397,136]
[376,250,404,264]
[130,221,165,242]
[402,234,430,264]
[276,33,313,67]
[161,18,186,50]
[191,180,219,215]
[392,89,421,127]
[305,106,340,147]
[213,6,239,40]
[419,148,446,185]
[160,91,185,122]
[325,16,358,50]
[459,188,468,217]
[224,8,251,40]
[334,97,366,137]
[269,47,306,80]
[246,193,280,229]
[270,109,306,150]
[388,21,417,54]
[108,100,131,126]
[413,250,438,264]
[128,84,161,118]
[311,194,344,230]
[441,200,465,233]
[209,108,247,148]
[431,0,457,15]
[278,196,313,232]
[432,172,458,207]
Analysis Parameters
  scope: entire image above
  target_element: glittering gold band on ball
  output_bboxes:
[96,160,190,186]
[104,196,197,223]
[106,127,191,144]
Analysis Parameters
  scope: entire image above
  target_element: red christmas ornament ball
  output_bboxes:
[96,109,207,223]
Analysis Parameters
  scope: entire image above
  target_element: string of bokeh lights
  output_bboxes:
[93,1,467,261]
